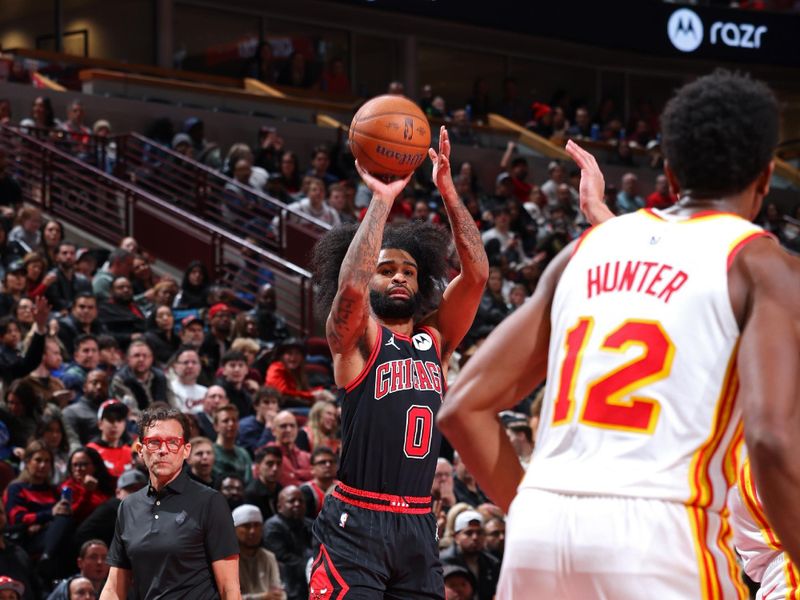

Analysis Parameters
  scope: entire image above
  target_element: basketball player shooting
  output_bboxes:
[439,70,800,599]
[308,126,488,599]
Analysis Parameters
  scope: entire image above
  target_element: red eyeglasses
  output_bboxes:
[141,437,184,453]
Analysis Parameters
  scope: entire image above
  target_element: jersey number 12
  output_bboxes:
[552,317,675,434]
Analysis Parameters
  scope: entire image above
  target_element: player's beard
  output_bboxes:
[370,289,421,320]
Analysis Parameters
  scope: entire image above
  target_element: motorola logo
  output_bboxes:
[668,8,704,53]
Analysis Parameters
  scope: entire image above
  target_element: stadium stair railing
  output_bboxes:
[0,123,316,335]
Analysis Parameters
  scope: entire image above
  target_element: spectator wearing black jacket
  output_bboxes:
[44,242,92,314]
[56,292,105,359]
[0,297,48,388]
[440,510,500,600]
[0,261,28,318]
[144,305,180,367]
[173,260,210,310]
[262,486,313,600]
[109,340,173,414]
[0,500,41,600]
[97,277,145,350]
[214,350,253,419]
[248,283,290,345]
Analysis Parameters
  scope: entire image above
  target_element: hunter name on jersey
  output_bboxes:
[586,260,689,303]
[374,358,443,400]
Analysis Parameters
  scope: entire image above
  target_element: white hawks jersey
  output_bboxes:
[521,208,771,513]
[730,456,800,598]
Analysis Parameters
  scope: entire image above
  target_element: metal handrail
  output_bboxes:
[0,123,315,335]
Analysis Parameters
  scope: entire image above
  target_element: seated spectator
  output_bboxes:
[58,100,91,155]
[19,95,56,131]
[171,132,194,158]
[265,338,334,407]
[45,539,108,600]
[616,173,645,214]
[245,446,283,522]
[73,468,145,553]
[483,517,505,563]
[278,151,302,198]
[608,139,637,167]
[178,314,205,349]
[130,254,158,300]
[254,126,285,174]
[223,158,260,228]
[44,242,92,315]
[3,441,72,570]
[304,146,338,188]
[270,411,311,487]
[40,220,64,272]
[57,293,105,360]
[0,262,28,317]
[97,277,145,350]
[91,249,133,304]
[34,413,71,484]
[482,208,525,267]
[60,447,114,524]
[217,474,245,511]
[215,350,254,419]
[443,564,477,600]
[238,386,281,455]
[293,176,340,227]
[62,369,108,446]
[13,298,35,340]
[187,436,215,487]
[645,174,675,210]
[173,261,210,310]
[0,148,22,223]
[144,305,179,367]
[433,458,457,541]
[0,502,40,600]
[0,306,47,388]
[228,337,264,388]
[299,446,337,519]
[22,253,54,300]
[8,208,42,261]
[465,267,510,347]
[248,283,290,346]
[453,452,489,507]
[211,404,252,484]
[1,380,43,451]
[328,182,358,224]
[232,504,285,599]
[262,486,313,600]
[22,335,67,408]
[199,303,233,383]
[110,340,173,414]
[168,346,207,414]
[303,400,339,455]
[439,510,500,600]
[86,400,132,478]
[195,385,228,441]
[321,57,350,95]
[0,576,27,600]
[60,335,100,395]
[182,117,222,169]
[566,106,593,139]
[246,41,279,84]
[278,51,317,89]
[499,144,532,203]
[223,144,269,192]
[449,109,479,147]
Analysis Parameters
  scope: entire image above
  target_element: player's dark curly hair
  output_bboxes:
[312,221,450,321]
[660,69,778,199]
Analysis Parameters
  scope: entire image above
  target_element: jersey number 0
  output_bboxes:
[552,317,675,434]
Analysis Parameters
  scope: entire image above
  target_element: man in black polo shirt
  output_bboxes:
[101,407,241,599]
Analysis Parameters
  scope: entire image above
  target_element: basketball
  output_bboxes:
[348,95,432,177]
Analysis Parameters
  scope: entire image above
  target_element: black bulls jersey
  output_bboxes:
[337,325,444,497]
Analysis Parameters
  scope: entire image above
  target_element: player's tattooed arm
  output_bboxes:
[327,161,412,354]
[428,126,489,358]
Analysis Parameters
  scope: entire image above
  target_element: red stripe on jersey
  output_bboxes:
[727,231,775,271]
[343,326,384,393]
[336,481,431,504]
[331,491,432,514]
[569,226,596,259]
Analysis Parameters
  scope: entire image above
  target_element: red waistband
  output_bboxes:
[333,483,432,515]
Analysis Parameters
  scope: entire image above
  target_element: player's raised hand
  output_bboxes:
[355,159,413,201]
[565,139,614,226]
[428,126,456,198]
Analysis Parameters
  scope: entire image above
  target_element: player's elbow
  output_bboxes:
[437,392,466,435]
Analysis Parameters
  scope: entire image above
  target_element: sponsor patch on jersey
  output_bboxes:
[412,332,433,351]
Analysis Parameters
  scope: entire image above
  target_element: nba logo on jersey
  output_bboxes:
[412,333,433,351]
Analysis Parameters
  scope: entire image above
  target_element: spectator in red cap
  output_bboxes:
[0,576,24,600]
[199,303,232,384]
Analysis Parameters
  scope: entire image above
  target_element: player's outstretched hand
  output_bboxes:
[355,159,413,201]
[565,139,614,226]
[428,126,455,197]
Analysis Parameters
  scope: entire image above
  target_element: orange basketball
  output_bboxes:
[349,95,431,177]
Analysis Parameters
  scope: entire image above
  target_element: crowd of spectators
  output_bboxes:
[0,79,796,599]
